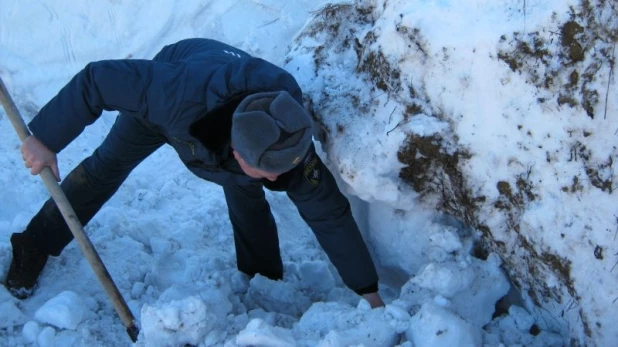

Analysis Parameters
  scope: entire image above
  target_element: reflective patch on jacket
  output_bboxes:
[303,153,321,187]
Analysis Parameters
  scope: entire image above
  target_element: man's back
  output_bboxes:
[153,38,251,62]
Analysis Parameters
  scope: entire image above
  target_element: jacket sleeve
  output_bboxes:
[286,148,379,294]
[28,59,187,152]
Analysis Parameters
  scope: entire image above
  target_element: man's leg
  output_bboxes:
[26,115,166,255]
[223,184,283,280]
[6,115,166,297]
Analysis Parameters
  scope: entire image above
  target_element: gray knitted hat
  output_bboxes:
[232,91,313,173]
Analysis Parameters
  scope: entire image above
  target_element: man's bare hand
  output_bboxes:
[21,135,60,181]
[362,292,385,308]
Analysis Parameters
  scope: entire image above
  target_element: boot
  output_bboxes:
[5,232,48,299]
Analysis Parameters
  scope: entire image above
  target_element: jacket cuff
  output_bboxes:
[28,120,63,153]
[353,282,379,295]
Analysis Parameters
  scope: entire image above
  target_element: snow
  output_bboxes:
[407,302,482,347]
[0,300,28,328]
[34,291,89,330]
[21,321,40,343]
[0,0,615,346]
[294,301,399,346]
[140,295,215,347]
[236,319,296,347]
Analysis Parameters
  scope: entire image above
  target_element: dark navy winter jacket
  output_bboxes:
[28,38,378,294]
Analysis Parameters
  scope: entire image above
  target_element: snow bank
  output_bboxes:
[287,0,617,345]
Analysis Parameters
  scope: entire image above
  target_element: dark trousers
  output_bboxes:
[224,184,282,280]
[25,115,283,279]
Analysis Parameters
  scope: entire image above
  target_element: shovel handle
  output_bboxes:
[0,76,139,342]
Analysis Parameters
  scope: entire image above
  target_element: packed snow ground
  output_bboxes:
[1,0,613,346]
